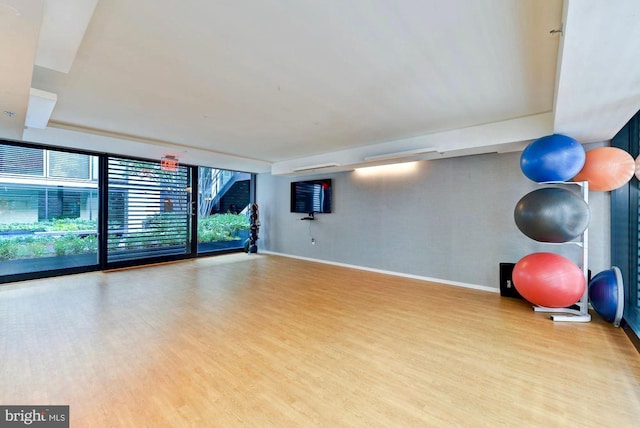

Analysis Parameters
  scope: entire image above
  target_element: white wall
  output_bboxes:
[256,146,610,290]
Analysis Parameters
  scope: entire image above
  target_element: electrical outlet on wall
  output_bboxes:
[311,238,316,245]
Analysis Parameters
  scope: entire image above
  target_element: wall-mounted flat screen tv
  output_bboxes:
[290,179,332,214]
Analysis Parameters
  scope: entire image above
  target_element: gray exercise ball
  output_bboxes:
[514,187,590,243]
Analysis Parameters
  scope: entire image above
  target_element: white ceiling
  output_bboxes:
[3,0,640,174]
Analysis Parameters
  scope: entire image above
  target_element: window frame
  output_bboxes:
[0,138,256,283]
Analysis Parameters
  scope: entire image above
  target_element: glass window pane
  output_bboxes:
[197,167,251,253]
[611,110,640,338]
[0,143,99,278]
[0,145,44,176]
[107,157,191,263]
[48,151,90,179]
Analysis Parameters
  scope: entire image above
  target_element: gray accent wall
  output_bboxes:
[257,148,610,290]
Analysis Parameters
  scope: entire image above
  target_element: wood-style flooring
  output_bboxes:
[1,254,639,427]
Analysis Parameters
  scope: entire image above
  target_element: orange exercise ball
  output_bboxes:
[635,155,640,181]
[512,252,585,308]
[572,147,634,191]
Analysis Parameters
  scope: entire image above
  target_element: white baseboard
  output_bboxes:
[261,251,499,294]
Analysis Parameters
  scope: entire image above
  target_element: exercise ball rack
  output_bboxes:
[532,181,591,322]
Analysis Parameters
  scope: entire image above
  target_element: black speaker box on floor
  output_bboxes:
[499,262,523,299]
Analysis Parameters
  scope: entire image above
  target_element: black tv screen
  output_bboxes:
[290,179,332,214]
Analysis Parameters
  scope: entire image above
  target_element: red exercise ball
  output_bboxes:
[572,147,634,191]
[512,252,585,308]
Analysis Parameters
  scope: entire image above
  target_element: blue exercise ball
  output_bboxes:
[514,187,590,243]
[589,267,624,327]
[520,134,585,182]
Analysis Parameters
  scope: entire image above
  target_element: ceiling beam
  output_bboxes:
[0,0,43,139]
[271,113,553,175]
[23,125,272,173]
[34,0,99,73]
[553,0,640,142]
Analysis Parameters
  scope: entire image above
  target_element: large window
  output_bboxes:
[611,111,640,339]
[0,141,255,283]
[0,143,99,278]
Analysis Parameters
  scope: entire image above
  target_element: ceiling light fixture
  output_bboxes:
[293,163,339,172]
[363,147,438,162]
[355,162,419,176]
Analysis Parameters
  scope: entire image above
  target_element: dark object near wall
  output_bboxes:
[499,263,523,299]
[248,203,259,253]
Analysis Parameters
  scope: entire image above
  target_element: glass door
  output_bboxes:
[1,140,255,284]
[197,167,251,253]
[106,156,192,265]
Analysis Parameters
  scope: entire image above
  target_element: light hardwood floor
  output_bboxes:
[1,254,639,427]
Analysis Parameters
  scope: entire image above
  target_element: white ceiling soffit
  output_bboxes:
[25,88,57,128]
[22,0,97,135]
[272,113,553,175]
[34,0,99,73]
[553,0,640,142]
[0,0,43,139]
[22,125,272,173]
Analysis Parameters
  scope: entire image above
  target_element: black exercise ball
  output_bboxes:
[514,187,590,243]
